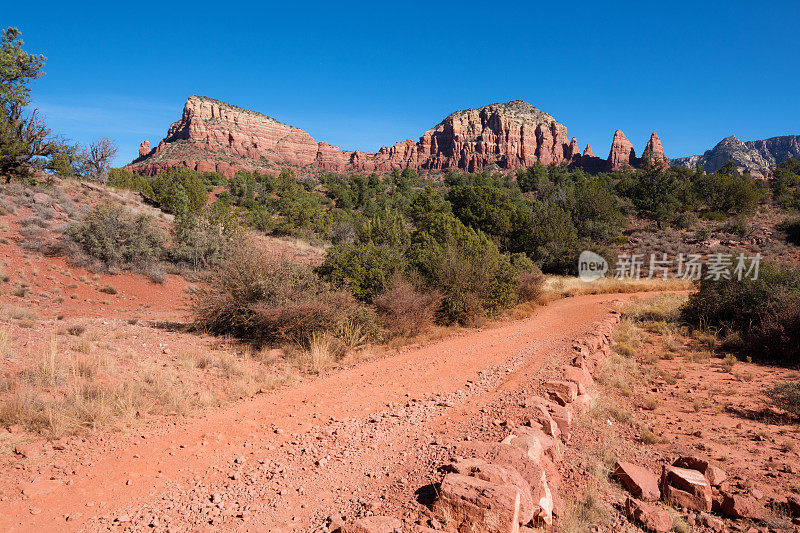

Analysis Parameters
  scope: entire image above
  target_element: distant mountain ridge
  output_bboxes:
[128,96,669,177]
[671,135,800,177]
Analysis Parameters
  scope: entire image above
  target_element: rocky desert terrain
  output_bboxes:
[0,178,798,533]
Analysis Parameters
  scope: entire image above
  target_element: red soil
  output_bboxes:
[0,293,626,532]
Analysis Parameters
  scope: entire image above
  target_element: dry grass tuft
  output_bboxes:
[559,489,612,533]
[0,326,11,356]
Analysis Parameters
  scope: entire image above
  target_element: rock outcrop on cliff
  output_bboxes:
[127,96,669,177]
[671,135,800,177]
[607,130,636,170]
[642,132,669,168]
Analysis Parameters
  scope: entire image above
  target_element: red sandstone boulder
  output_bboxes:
[454,441,553,525]
[564,365,594,395]
[436,473,521,533]
[661,466,712,512]
[445,458,535,526]
[523,396,573,442]
[613,462,661,501]
[542,380,578,406]
[720,492,763,519]
[526,404,561,440]
[503,426,560,463]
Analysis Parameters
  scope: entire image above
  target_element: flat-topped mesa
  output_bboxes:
[607,130,636,170]
[127,97,579,177]
[641,132,670,168]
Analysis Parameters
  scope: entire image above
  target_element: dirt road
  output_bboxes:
[0,293,626,532]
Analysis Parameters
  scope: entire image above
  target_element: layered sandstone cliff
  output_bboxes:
[127,96,667,177]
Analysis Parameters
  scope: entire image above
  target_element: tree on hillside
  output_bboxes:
[625,160,686,228]
[85,136,118,181]
[0,27,68,181]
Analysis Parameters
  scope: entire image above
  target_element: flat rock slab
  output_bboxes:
[672,455,727,486]
[613,461,660,501]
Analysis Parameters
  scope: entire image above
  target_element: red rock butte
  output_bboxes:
[127,96,668,177]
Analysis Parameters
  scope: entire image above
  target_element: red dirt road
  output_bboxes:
[0,293,626,532]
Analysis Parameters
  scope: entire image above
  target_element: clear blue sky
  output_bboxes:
[4,1,799,166]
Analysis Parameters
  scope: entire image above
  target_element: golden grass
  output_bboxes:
[2,304,39,321]
[542,275,693,300]
[306,332,337,374]
[559,489,612,533]
[0,326,11,356]
[0,333,292,439]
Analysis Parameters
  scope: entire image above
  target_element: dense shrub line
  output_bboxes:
[54,152,800,344]
[681,262,800,366]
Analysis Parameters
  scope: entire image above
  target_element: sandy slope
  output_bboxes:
[0,293,627,532]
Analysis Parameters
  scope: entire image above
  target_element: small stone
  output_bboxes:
[701,513,724,532]
[624,497,672,533]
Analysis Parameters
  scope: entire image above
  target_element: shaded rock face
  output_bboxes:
[671,134,800,177]
[128,96,670,177]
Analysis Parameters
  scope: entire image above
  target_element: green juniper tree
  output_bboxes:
[0,27,68,181]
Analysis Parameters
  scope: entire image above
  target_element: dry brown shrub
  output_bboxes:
[516,270,545,304]
[194,238,378,345]
[373,272,441,338]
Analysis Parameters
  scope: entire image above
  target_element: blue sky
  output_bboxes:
[4,1,799,166]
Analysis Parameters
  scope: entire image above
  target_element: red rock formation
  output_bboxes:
[138,140,151,158]
[566,137,580,160]
[127,96,668,177]
[642,132,669,168]
[607,130,636,170]
[127,97,577,177]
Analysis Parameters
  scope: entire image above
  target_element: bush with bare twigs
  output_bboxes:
[194,239,380,345]
[373,272,441,338]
